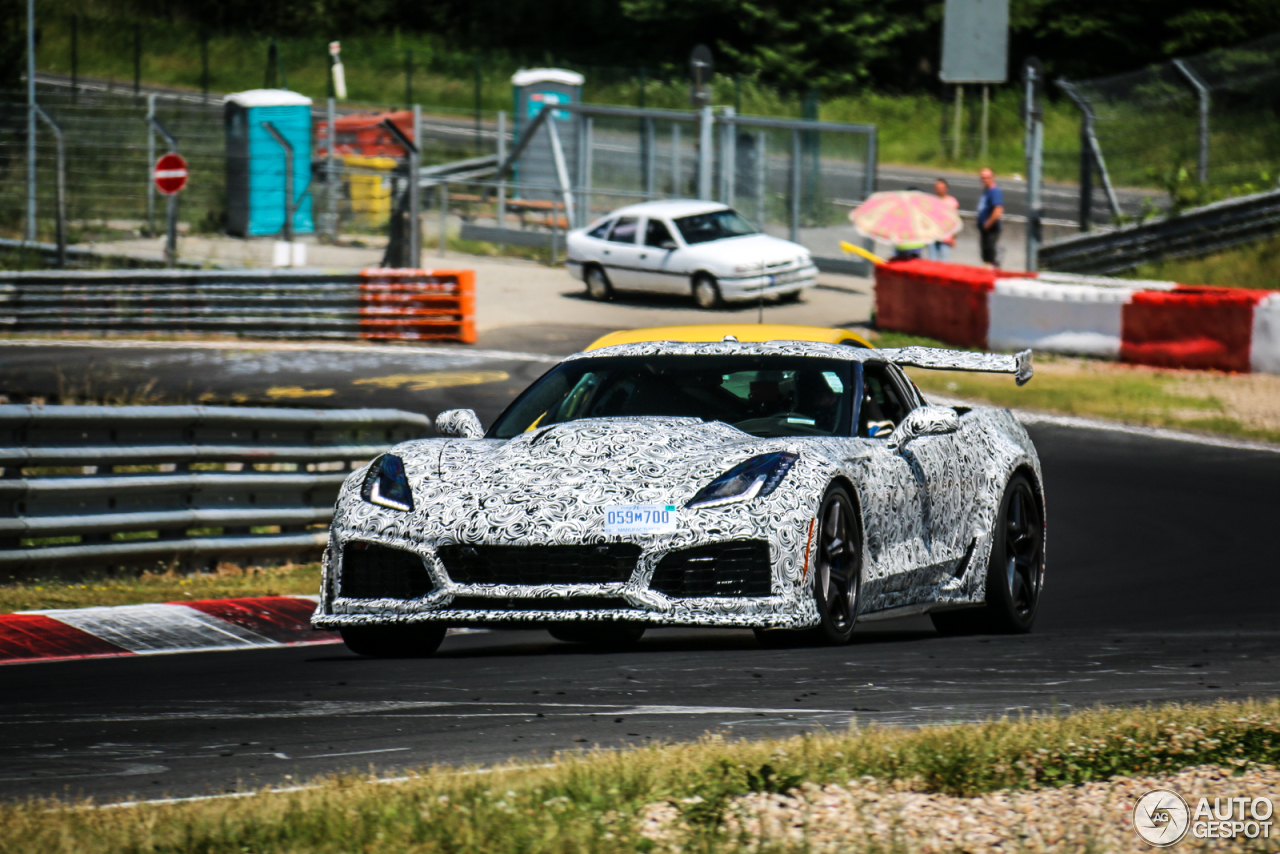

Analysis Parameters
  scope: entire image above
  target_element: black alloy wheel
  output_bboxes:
[549,623,646,647]
[585,265,614,301]
[755,483,861,647]
[340,624,448,657]
[932,472,1044,635]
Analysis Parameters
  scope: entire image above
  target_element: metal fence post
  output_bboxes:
[545,114,576,228]
[261,121,295,244]
[439,181,448,257]
[789,128,801,243]
[411,105,422,267]
[1025,70,1044,272]
[327,96,338,241]
[25,0,35,244]
[755,130,767,227]
[865,127,878,198]
[1172,58,1211,184]
[719,108,736,206]
[1079,113,1093,232]
[671,123,681,195]
[697,105,714,199]
[1059,80,1122,221]
[146,94,156,236]
[582,116,594,226]
[644,117,656,199]
[496,110,507,231]
[952,85,963,161]
[33,106,66,268]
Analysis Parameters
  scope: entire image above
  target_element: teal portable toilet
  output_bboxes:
[224,89,314,237]
[511,69,583,204]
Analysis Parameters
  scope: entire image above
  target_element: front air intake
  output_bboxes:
[340,542,435,599]
[650,540,772,597]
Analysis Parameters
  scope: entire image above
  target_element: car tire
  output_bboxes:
[692,274,723,309]
[340,624,448,658]
[930,472,1044,636]
[584,265,613,301]
[549,622,646,647]
[754,483,862,648]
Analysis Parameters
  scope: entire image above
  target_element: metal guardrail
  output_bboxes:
[0,268,475,341]
[1039,188,1280,275]
[0,405,431,572]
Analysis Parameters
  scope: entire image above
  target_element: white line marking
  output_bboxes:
[0,338,559,363]
[296,747,412,759]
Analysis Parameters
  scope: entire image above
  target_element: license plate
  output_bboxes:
[604,504,678,535]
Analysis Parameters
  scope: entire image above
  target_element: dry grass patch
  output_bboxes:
[0,562,321,613]
[2,700,1278,853]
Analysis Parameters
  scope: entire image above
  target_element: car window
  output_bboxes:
[489,354,859,440]
[673,209,758,245]
[586,219,613,239]
[859,362,914,439]
[644,218,675,248]
[608,217,639,244]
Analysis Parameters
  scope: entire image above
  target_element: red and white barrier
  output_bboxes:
[875,259,1280,373]
[0,596,337,664]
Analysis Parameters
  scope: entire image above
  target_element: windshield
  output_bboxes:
[673,210,758,245]
[489,355,860,439]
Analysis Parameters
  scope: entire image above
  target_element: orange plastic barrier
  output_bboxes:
[874,259,1033,349]
[316,111,415,158]
[358,268,476,343]
[1121,286,1267,373]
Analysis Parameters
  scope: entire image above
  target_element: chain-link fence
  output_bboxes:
[1063,32,1280,216]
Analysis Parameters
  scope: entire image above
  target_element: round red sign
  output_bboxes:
[153,152,188,195]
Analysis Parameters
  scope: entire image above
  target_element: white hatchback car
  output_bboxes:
[566,200,819,309]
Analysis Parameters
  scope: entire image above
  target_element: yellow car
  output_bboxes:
[586,323,874,351]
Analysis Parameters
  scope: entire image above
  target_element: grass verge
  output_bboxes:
[0,562,321,614]
[1123,232,1280,291]
[2,699,1277,852]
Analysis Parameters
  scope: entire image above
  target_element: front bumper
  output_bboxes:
[718,265,818,301]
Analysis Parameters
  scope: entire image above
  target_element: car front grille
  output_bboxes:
[446,595,633,611]
[340,542,435,600]
[649,540,773,597]
[437,543,641,586]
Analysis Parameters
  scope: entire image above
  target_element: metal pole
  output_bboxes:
[261,121,294,243]
[719,108,736,205]
[582,116,594,222]
[1079,112,1093,232]
[1024,64,1043,272]
[200,31,209,102]
[438,181,448,257]
[644,117,656,198]
[545,114,576,227]
[755,130,766,227]
[410,104,421,267]
[865,127,878,198]
[981,84,989,162]
[473,53,482,155]
[952,85,963,161]
[70,14,78,101]
[146,94,156,236]
[165,193,178,268]
[327,96,337,241]
[789,128,800,243]
[404,51,413,111]
[34,106,66,267]
[133,24,141,96]
[697,105,714,199]
[496,110,507,230]
[671,123,681,195]
[1172,59,1210,184]
[25,0,35,243]
[1059,80,1121,220]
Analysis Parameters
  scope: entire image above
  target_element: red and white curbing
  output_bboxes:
[0,596,339,664]
[875,259,1280,373]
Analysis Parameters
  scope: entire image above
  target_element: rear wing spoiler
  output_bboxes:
[876,347,1034,386]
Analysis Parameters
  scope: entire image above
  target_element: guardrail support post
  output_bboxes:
[33,106,67,268]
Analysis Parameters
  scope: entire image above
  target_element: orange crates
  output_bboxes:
[358,268,476,343]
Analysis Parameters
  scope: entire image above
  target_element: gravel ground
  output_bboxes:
[640,764,1279,853]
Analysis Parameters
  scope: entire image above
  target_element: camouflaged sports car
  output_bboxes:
[312,339,1045,656]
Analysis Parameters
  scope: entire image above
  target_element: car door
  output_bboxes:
[599,216,645,289]
[881,364,975,582]
[848,362,932,612]
[635,217,687,294]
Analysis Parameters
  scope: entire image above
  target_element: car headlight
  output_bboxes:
[360,453,414,512]
[733,262,763,273]
[686,452,799,509]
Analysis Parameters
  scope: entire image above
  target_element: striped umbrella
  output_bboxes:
[849,190,962,247]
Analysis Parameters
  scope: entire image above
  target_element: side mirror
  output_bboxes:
[659,240,678,251]
[435,408,485,439]
[886,405,959,451]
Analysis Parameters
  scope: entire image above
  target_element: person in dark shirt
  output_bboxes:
[977,167,1004,268]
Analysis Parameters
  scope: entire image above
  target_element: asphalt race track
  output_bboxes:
[1,340,1278,803]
